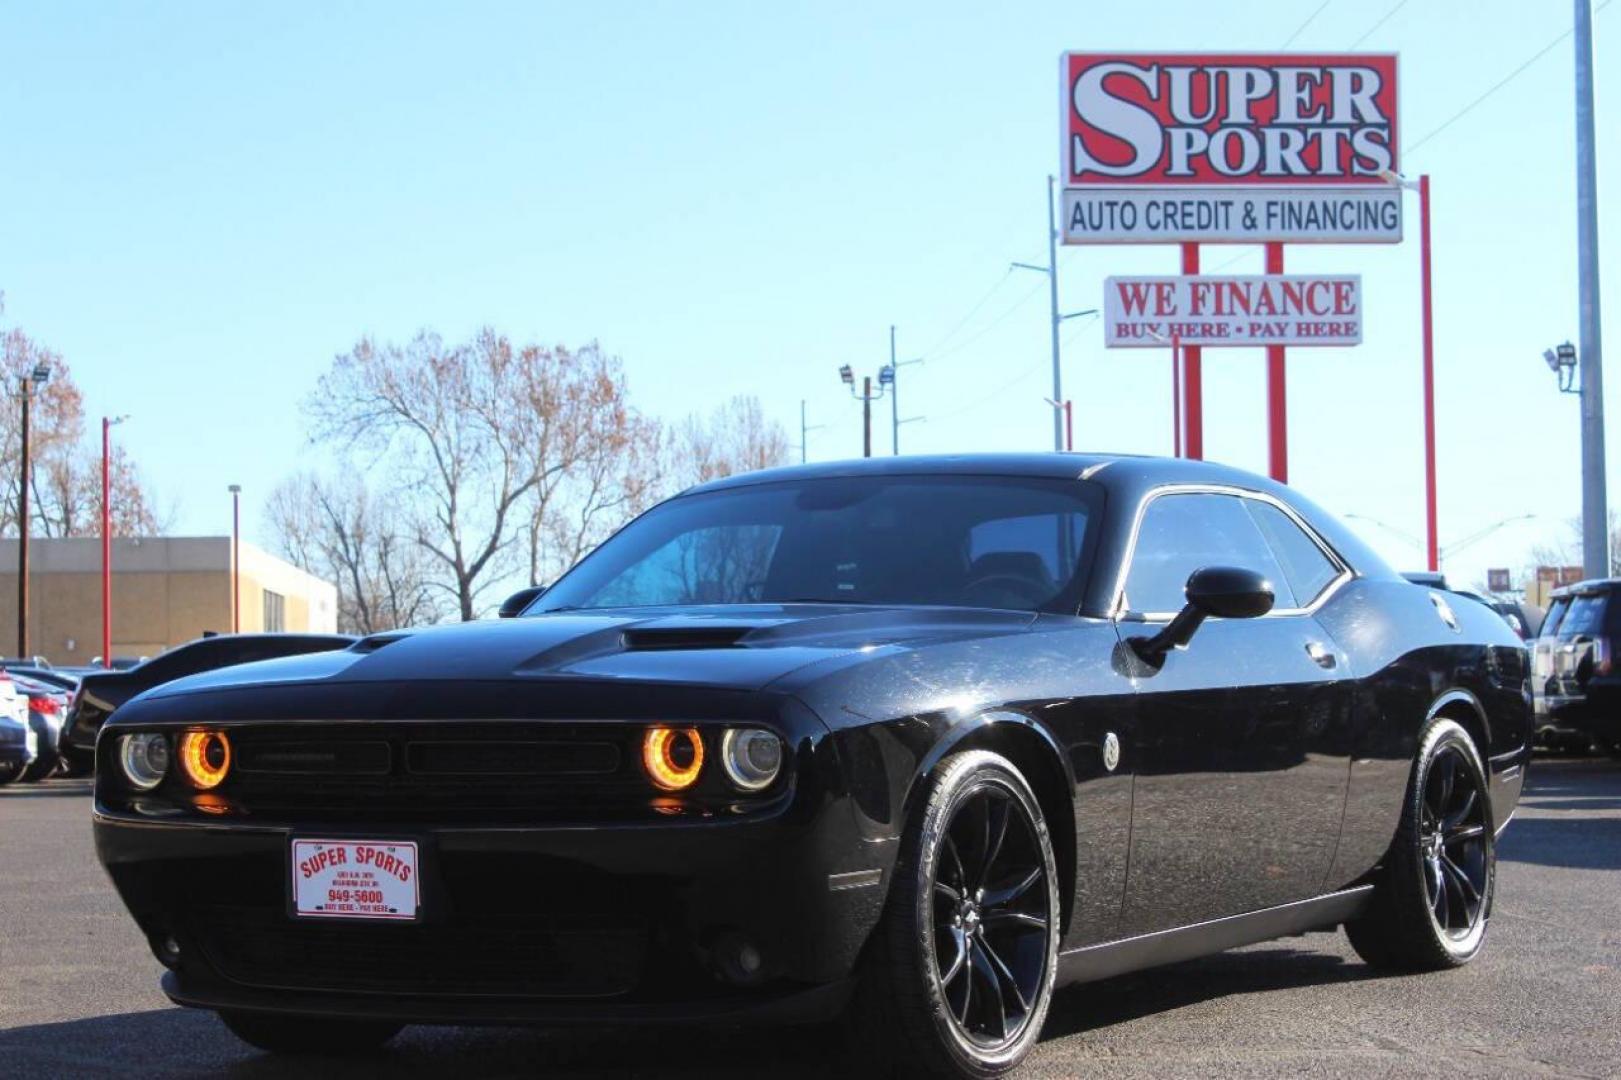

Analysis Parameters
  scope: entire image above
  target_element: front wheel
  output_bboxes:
[1345,717,1495,971]
[218,1010,403,1055]
[851,749,1060,1079]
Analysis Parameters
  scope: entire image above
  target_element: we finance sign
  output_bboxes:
[1060,53,1402,244]
[1104,275,1364,348]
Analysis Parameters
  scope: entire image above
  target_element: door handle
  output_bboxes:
[1306,642,1338,669]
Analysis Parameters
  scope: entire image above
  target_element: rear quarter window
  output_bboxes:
[1541,598,1569,638]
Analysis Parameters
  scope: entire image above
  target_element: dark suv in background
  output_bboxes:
[1534,579,1621,755]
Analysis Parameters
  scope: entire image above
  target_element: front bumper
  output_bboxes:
[93,794,893,1025]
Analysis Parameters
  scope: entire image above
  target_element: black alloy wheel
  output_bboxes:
[1346,717,1495,971]
[1418,744,1489,939]
[929,784,1052,1048]
[851,749,1059,1080]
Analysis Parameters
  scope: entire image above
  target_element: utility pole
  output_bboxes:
[1045,176,1063,452]
[881,325,923,455]
[1575,0,1609,578]
[1012,179,1093,453]
[797,400,825,464]
[838,365,886,459]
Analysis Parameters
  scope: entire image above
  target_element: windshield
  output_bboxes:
[534,474,1102,614]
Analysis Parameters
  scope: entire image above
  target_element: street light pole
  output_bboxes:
[229,484,241,633]
[1575,0,1609,578]
[15,363,50,658]
[838,365,887,459]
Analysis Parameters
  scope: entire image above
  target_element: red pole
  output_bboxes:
[1172,336,1183,457]
[1064,400,1073,452]
[1180,243,1203,458]
[1265,242,1288,483]
[1420,175,1439,572]
[101,418,111,669]
[231,487,241,633]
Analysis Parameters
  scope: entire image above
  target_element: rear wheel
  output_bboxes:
[851,749,1060,1079]
[218,1010,403,1055]
[0,761,22,786]
[1345,718,1494,971]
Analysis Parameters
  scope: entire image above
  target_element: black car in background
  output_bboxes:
[1398,573,1542,641]
[60,633,355,774]
[1533,580,1621,755]
[95,454,1528,1078]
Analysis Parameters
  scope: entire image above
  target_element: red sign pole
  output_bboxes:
[1419,175,1439,572]
[1172,336,1183,456]
[1265,242,1287,483]
[1180,243,1203,459]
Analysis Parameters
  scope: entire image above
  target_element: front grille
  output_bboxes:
[192,904,646,998]
[215,723,647,821]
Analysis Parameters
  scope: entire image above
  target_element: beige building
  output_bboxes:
[0,537,338,664]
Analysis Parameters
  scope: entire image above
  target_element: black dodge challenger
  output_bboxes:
[95,454,1529,1077]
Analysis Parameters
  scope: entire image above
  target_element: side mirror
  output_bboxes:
[1131,566,1274,667]
[497,585,547,619]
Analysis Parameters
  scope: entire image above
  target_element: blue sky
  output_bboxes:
[1,1,1616,592]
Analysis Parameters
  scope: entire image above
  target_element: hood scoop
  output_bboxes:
[351,632,411,654]
[620,626,752,652]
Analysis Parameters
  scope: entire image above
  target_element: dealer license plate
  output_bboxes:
[291,839,420,921]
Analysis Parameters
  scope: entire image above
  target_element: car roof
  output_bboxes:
[1550,578,1621,599]
[686,452,1290,497]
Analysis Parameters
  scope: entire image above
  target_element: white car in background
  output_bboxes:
[0,670,36,785]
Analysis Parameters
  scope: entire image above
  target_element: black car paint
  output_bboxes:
[62,633,356,756]
[93,454,1530,1026]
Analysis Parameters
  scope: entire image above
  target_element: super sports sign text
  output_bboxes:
[1062,53,1399,185]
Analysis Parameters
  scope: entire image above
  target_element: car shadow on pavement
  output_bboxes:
[0,782,94,799]
[1497,817,1621,871]
[1038,940,1380,1041]
[0,1006,840,1078]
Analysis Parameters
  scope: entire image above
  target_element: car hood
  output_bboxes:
[141,605,1041,698]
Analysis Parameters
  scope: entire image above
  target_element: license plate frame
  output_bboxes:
[289,838,421,922]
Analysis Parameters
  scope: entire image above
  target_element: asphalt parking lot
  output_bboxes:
[2,757,1617,1079]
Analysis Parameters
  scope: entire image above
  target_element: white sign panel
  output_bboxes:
[1063,187,1402,244]
[1104,274,1363,348]
[292,838,420,920]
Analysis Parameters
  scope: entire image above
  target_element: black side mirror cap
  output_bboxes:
[497,585,547,619]
[1130,566,1274,667]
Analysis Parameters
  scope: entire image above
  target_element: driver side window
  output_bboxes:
[1123,493,1296,615]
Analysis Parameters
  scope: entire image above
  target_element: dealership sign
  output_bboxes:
[1061,53,1401,243]
[1103,274,1363,347]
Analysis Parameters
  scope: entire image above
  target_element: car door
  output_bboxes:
[1114,489,1354,936]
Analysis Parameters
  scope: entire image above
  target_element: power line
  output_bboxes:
[1280,0,1335,48]
[915,269,1014,359]
[924,278,1047,363]
[1405,0,1614,158]
[1348,0,1408,48]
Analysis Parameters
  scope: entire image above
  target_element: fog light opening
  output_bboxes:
[156,935,182,968]
[712,933,766,986]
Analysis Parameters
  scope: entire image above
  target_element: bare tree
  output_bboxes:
[0,322,164,538]
[308,329,569,620]
[668,395,789,490]
[266,473,446,634]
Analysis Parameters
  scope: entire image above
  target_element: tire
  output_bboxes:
[56,747,93,778]
[849,749,1060,1079]
[218,1010,403,1055]
[0,761,22,786]
[19,753,56,783]
[1345,717,1495,972]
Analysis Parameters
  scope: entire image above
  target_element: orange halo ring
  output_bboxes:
[179,730,232,790]
[642,726,704,791]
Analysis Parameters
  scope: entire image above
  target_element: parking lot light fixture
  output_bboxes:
[16,362,53,657]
